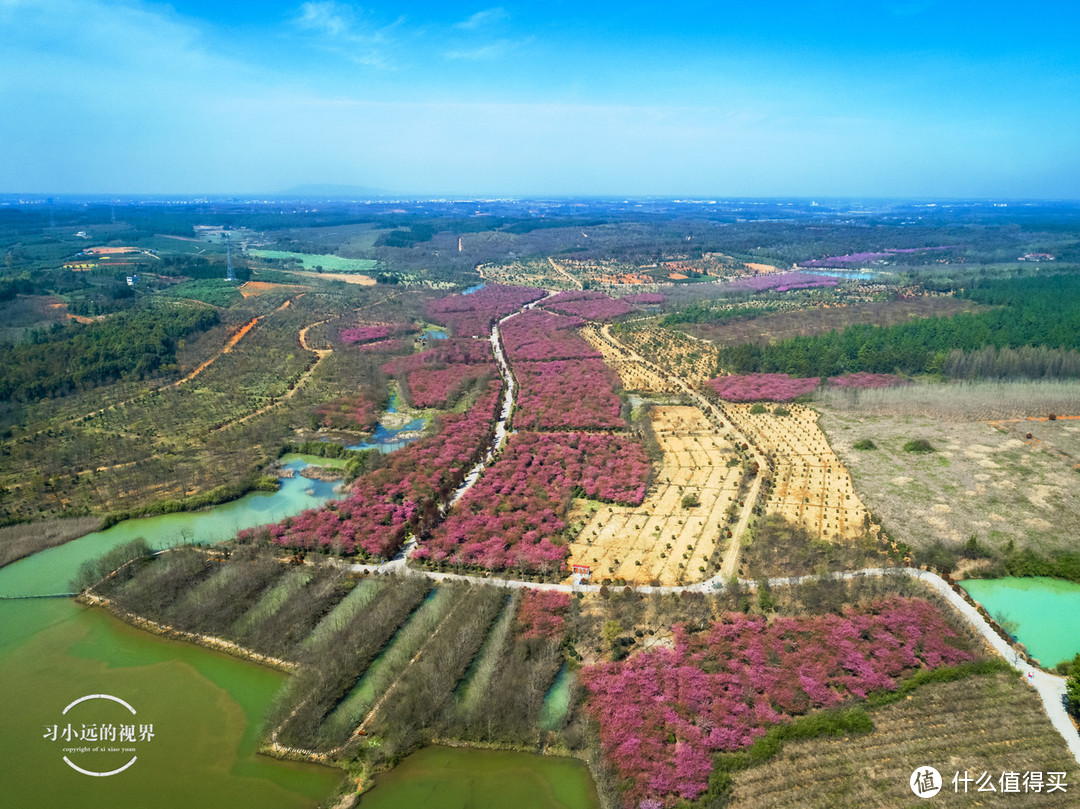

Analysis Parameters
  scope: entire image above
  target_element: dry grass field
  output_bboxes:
[819,403,1080,557]
[579,324,678,393]
[683,296,980,346]
[816,380,1080,423]
[611,324,720,386]
[723,402,871,541]
[566,406,747,585]
[729,672,1076,808]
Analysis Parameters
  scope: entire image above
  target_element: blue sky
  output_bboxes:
[2,0,1078,197]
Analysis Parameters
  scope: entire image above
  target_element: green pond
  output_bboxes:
[0,461,343,807]
[357,746,598,809]
[960,577,1080,667]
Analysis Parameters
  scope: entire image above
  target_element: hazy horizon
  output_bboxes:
[4,1,1079,199]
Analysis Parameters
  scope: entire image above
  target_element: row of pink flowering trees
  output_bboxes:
[381,337,498,408]
[722,272,838,293]
[426,284,545,337]
[540,290,636,320]
[581,598,973,808]
[708,373,821,402]
[513,360,625,431]
[240,379,504,560]
[416,432,650,575]
[502,310,599,361]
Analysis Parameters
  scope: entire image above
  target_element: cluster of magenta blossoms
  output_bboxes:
[708,373,821,402]
[417,432,650,574]
[516,590,572,640]
[540,290,635,321]
[404,365,494,408]
[826,373,909,389]
[623,293,665,305]
[310,394,380,432]
[514,360,625,430]
[381,338,497,408]
[501,310,599,361]
[426,284,545,337]
[800,247,952,267]
[340,323,416,344]
[355,337,413,354]
[581,598,973,808]
[240,380,504,560]
[723,272,838,293]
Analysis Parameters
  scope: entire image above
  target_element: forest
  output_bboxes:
[0,301,219,400]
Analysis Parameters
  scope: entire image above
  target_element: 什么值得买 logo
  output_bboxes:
[43,694,155,777]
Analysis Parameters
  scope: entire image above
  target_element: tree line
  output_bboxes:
[716,273,1080,379]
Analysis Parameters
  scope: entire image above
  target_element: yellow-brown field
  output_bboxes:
[722,403,869,540]
[579,325,677,393]
[566,406,747,585]
[611,325,720,386]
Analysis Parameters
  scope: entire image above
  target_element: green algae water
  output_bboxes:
[0,462,342,808]
[0,598,340,808]
[0,460,335,598]
[538,666,574,731]
[960,577,1080,668]
[357,746,598,809]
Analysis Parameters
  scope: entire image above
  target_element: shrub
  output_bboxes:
[852,439,877,451]
[903,438,935,453]
[749,403,768,414]
[681,492,701,509]
[1063,654,1079,717]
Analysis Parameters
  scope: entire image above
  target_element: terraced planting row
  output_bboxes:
[579,324,677,394]
[719,402,871,542]
[87,545,580,765]
[610,323,720,386]
[567,406,749,585]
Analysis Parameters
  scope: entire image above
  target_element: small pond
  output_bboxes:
[960,576,1080,667]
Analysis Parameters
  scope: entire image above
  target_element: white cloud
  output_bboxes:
[294,1,357,37]
[454,7,509,31]
[445,37,526,61]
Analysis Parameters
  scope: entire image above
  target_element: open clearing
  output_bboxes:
[724,402,871,541]
[566,406,745,585]
[730,672,1076,809]
[819,406,1080,556]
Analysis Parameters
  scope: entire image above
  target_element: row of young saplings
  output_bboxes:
[79,542,577,766]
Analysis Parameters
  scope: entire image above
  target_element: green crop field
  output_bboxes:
[250,250,377,273]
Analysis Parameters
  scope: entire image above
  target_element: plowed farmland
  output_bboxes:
[566,406,748,585]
